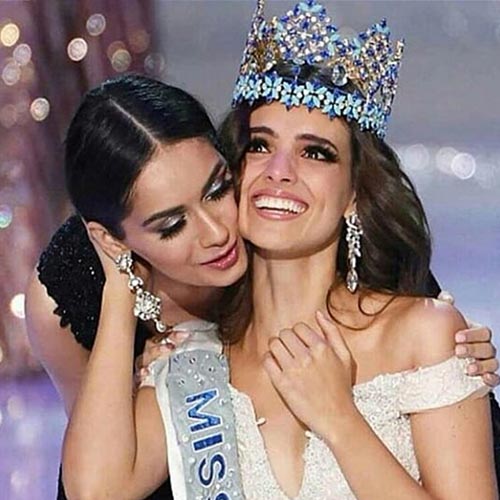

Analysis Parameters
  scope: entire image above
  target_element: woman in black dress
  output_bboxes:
[26,74,249,499]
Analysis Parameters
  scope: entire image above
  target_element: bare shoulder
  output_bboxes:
[25,267,90,415]
[26,267,62,332]
[388,297,467,367]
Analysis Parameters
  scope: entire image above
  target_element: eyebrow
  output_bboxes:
[249,126,276,137]
[249,127,339,154]
[141,158,227,227]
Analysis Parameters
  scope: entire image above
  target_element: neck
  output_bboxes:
[241,243,338,358]
[150,271,223,326]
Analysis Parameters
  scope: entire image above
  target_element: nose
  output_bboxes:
[197,208,230,249]
[263,150,297,184]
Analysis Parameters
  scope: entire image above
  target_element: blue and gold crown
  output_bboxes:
[232,0,405,138]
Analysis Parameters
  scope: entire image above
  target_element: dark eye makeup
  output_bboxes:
[246,136,338,164]
[204,168,234,202]
[159,217,186,240]
[246,137,269,154]
[157,167,233,241]
[302,144,338,163]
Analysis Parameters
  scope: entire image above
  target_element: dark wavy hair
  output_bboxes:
[218,63,434,338]
[65,74,219,239]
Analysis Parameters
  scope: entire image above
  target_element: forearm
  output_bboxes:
[62,283,138,498]
[325,406,433,500]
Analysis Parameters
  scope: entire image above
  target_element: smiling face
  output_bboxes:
[120,138,248,288]
[238,103,355,259]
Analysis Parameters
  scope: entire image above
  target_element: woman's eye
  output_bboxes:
[205,176,233,202]
[159,218,186,240]
[246,138,269,154]
[303,145,338,163]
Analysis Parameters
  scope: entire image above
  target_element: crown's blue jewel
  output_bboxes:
[232,0,405,138]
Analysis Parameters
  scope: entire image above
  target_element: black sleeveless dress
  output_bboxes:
[38,216,500,498]
[37,215,173,500]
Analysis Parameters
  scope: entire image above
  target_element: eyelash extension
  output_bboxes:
[159,218,186,240]
[246,137,268,153]
[205,177,233,202]
[303,144,338,163]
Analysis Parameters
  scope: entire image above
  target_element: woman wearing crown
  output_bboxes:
[57,1,497,499]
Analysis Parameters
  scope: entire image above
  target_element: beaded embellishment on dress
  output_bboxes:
[37,215,150,356]
[231,356,488,499]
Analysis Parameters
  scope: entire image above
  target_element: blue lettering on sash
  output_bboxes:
[198,452,226,486]
[186,389,222,432]
[204,493,230,500]
[193,433,224,452]
[182,385,233,498]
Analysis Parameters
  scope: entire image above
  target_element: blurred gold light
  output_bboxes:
[0,347,4,365]
[144,53,166,75]
[106,40,125,60]
[30,97,50,121]
[111,48,132,72]
[129,29,150,53]
[86,13,106,36]
[2,59,21,86]
[13,43,31,65]
[0,105,18,128]
[10,293,25,319]
[67,37,88,61]
[1,23,20,47]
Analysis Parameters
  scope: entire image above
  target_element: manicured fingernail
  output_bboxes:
[455,345,467,356]
[467,364,478,374]
[455,332,466,343]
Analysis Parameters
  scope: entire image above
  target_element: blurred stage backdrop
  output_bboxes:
[0,1,499,498]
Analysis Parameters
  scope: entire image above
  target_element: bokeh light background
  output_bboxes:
[0,1,498,498]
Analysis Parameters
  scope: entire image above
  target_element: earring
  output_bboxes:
[115,251,168,333]
[345,212,363,294]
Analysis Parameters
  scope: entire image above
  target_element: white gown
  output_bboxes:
[143,320,489,500]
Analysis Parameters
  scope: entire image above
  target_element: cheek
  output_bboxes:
[238,167,258,215]
[220,195,239,225]
[309,171,353,221]
[237,184,252,235]
[130,233,195,274]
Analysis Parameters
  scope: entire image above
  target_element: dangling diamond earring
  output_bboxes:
[114,251,168,333]
[345,212,363,294]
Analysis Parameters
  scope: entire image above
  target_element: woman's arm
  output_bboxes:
[61,261,168,500]
[411,390,495,497]
[25,272,90,417]
[407,301,497,498]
